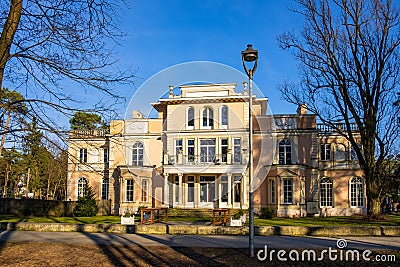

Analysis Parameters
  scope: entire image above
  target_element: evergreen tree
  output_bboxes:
[73,182,98,217]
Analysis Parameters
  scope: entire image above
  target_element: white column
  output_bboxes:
[227,174,232,208]
[178,173,183,206]
[163,174,169,207]
[242,172,248,208]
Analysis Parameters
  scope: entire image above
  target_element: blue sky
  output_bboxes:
[114,0,304,117]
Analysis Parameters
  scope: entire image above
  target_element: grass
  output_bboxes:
[0,213,399,226]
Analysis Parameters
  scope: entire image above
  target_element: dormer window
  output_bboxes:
[201,107,214,129]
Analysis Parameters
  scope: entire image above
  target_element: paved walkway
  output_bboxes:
[1,230,399,250]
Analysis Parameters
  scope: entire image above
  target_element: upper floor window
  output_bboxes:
[350,144,361,160]
[221,138,228,163]
[103,148,109,163]
[187,139,195,162]
[175,139,183,156]
[132,142,144,166]
[278,139,292,164]
[77,177,87,198]
[350,177,364,207]
[187,107,194,128]
[233,138,242,163]
[202,107,214,129]
[200,139,216,162]
[320,177,333,207]
[221,105,228,128]
[320,144,331,161]
[79,148,88,163]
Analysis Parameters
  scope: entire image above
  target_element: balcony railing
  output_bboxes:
[166,154,246,165]
[317,122,359,132]
[69,129,110,138]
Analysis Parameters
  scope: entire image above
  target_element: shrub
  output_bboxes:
[259,207,274,219]
[73,182,98,217]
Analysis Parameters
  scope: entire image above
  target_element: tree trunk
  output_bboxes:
[0,111,11,157]
[2,162,11,198]
[0,0,23,89]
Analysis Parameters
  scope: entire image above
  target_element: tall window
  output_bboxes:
[233,176,241,203]
[101,178,109,199]
[187,176,195,203]
[141,179,149,202]
[278,139,292,164]
[200,139,216,162]
[79,148,88,163]
[126,179,134,202]
[202,107,214,128]
[187,139,195,162]
[320,178,333,207]
[221,138,228,163]
[132,142,144,166]
[175,139,183,156]
[320,144,331,161]
[103,148,109,163]
[77,177,87,198]
[200,176,215,203]
[220,176,228,202]
[221,105,228,127]
[283,179,293,204]
[350,177,364,207]
[233,138,242,163]
[269,179,276,204]
[187,107,194,128]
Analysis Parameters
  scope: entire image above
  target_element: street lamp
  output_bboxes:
[242,44,258,258]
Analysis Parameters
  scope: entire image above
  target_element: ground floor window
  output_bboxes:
[200,176,215,203]
[77,177,87,198]
[350,177,364,207]
[220,176,228,202]
[283,179,293,204]
[269,179,275,204]
[233,176,241,203]
[126,179,134,202]
[101,178,109,199]
[187,176,195,203]
[141,178,149,202]
[320,177,333,207]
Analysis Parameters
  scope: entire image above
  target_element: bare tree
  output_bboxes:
[278,0,400,215]
[0,0,134,146]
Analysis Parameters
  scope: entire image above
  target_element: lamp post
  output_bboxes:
[241,44,258,258]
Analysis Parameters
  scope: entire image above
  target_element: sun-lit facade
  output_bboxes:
[67,83,364,217]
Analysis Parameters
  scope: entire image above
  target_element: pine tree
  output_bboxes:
[73,182,98,217]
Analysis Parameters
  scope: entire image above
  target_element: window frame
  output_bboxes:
[79,148,88,163]
[201,107,214,129]
[282,178,293,204]
[350,177,364,207]
[187,106,195,129]
[132,142,144,166]
[141,178,150,203]
[200,138,216,163]
[77,177,87,198]
[320,144,331,161]
[269,179,276,204]
[278,139,292,165]
[101,178,109,200]
[126,179,134,202]
[320,177,333,207]
[233,138,242,164]
[220,105,228,128]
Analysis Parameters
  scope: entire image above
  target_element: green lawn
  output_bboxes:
[0,214,399,226]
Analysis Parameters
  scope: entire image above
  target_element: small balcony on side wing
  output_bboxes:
[165,154,247,166]
[317,122,359,133]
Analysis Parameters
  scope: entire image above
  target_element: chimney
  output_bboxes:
[297,103,307,115]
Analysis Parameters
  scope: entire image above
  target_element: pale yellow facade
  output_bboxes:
[67,83,364,216]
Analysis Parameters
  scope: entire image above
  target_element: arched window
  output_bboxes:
[320,178,333,207]
[202,107,214,129]
[77,177,87,198]
[132,142,144,166]
[278,139,292,164]
[350,177,364,207]
[187,107,194,128]
[221,105,228,127]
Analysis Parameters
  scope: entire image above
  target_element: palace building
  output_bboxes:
[67,83,364,217]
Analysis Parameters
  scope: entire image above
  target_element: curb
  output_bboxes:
[1,222,399,236]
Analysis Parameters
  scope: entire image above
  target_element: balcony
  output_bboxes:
[166,154,246,166]
[317,122,359,133]
[69,129,110,138]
